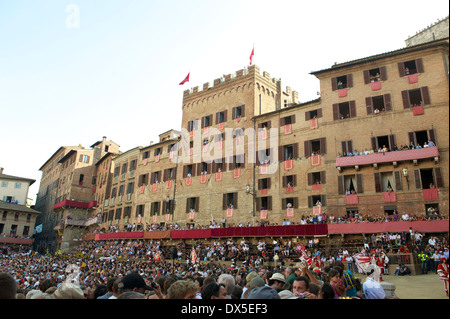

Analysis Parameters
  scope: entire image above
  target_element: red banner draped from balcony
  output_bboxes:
[0,237,33,245]
[260,164,269,174]
[284,124,292,135]
[226,208,233,218]
[311,155,321,166]
[53,200,96,210]
[371,81,381,91]
[167,180,172,189]
[338,88,347,97]
[408,73,418,84]
[327,220,448,235]
[312,184,321,191]
[233,168,240,179]
[284,159,293,171]
[200,174,207,184]
[260,210,268,220]
[98,231,144,240]
[185,177,192,186]
[171,229,212,239]
[286,208,294,217]
[412,105,424,116]
[210,224,327,238]
[383,191,397,202]
[422,188,438,200]
[143,230,171,239]
[310,118,318,130]
[345,194,359,205]
[215,172,222,182]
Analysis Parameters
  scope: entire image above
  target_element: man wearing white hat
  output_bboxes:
[268,272,285,292]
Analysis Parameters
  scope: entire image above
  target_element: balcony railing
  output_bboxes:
[336,146,439,168]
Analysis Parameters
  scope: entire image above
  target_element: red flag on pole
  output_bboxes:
[249,47,254,65]
[179,73,190,85]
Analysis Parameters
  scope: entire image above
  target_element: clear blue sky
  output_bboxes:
[0,0,448,203]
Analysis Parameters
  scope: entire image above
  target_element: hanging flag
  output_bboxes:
[179,72,190,85]
[249,47,254,65]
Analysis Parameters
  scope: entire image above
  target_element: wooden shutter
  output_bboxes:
[304,140,311,158]
[223,194,227,210]
[414,169,422,189]
[307,173,313,186]
[333,103,339,120]
[331,77,337,91]
[320,138,327,154]
[186,199,190,213]
[380,66,387,81]
[282,198,287,210]
[401,90,410,108]
[356,174,364,194]
[279,146,284,162]
[366,97,373,115]
[347,140,353,153]
[363,70,370,84]
[305,111,311,121]
[384,94,392,112]
[290,115,296,124]
[281,176,286,188]
[428,128,436,145]
[280,117,285,126]
[267,196,272,210]
[420,87,430,105]
[416,58,424,73]
[317,108,323,118]
[371,137,377,151]
[267,178,271,189]
[374,172,382,193]
[293,197,298,208]
[240,106,245,117]
[256,198,261,211]
[320,171,326,184]
[434,167,443,188]
[349,100,356,118]
[347,74,353,87]
[293,143,299,159]
[341,141,347,154]
[307,196,313,208]
[233,192,238,209]
[388,134,396,150]
[338,175,344,195]
[408,132,416,145]
[398,62,405,77]
[394,171,403,191]
[321,195,327,206]
[195,197,199,212]
[293,175,297,187]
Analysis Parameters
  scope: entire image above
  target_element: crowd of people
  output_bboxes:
[337,139,435,157]
[1,229,448,299]
[92,209,447,236]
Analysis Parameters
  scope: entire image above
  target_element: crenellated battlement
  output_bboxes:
[182,65,298,103]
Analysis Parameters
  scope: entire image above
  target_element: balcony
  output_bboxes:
[336,146,439,169]
[53,200,98,210]
[65,215,102,227]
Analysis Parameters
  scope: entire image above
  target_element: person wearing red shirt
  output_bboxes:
[437,258,449,297]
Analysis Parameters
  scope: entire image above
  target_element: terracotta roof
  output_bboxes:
[310,38,449,75]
